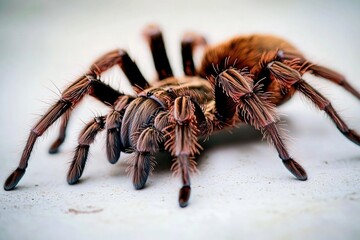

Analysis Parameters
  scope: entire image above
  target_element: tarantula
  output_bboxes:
[4,25,360,207]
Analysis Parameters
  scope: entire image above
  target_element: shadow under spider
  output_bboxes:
[153,123,263,173]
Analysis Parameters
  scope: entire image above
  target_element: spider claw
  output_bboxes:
[283,159,308,181]
[4,168,26,191]
[179,186,191,208]
[106,128,122,164]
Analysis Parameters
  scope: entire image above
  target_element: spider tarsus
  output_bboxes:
[67,176,79,185]
[132,170,149,190]
[179,186,191,208]
[48,138,64,154]
[343,129,360,146]
[67,145,89,185]
[106,128,122,164]
[132,153,152,190]
[133,180,147,190]
[283,159,308,181]
[4,168,26,191]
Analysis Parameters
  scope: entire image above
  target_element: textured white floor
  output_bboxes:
[0,1,359,239]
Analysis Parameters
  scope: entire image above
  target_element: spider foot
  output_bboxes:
[283,159,307,181]
[48,139,64,154]
[343,129,360,146]
[179,185,191,208]
[133,170,149,190]
[131,153,152,190]
[67,146,89,185]
[4,168,26,191]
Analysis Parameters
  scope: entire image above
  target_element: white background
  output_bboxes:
[0,0,359,239]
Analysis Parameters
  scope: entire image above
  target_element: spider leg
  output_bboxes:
[105,95,133,164]
[181,32,207,76]
[128,127,161,190]
[296,80,360,145]
[309,64,360,99]
[143,24,173,80]
[69,95,135,183]
[212,68,307,180]
[67,116,106,185]
[282,52,360,99]
[4,75,122,191]
[268,61,360,146]
[48,110,71,153]
[165,96,203,207]
[49,49,150,153]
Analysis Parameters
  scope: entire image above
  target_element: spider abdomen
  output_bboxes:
[199,34,303,105]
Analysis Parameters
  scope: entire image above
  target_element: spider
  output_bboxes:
[4,24,360,207]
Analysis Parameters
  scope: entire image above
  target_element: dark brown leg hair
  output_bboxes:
[67,116,106,185]
[4,75,122,191]
[181,32,207,76]
[48,49,150,154]
[127,127,161,190]
[268,60,360,146]
[143,24,173,80]
[165,96,203,207]
[213,68,307,180]
[281,51,360,99]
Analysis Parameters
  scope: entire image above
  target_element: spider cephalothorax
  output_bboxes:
[4,24,360,207]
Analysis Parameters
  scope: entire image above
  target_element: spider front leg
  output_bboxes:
[165,96,203,207]
[68,94,134,184]
[105,95,133,164]
[213,68,307,180]
[4,74,123,191]
[67,116,106,184]
[49,49,151,153]
[127,127,162,190]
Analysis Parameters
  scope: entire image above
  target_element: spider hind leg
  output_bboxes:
[143,24,174,80]
[267,60,360,146]
[181,32,207,76]
[282,52,360,100]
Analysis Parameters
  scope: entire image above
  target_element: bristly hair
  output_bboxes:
[164,98,202,175]
[170,155,198,177]
[267,61,302,91]
[284,58,314,75]
[215,68,254,101]
[253,49,279,76]
[126,152,156,188]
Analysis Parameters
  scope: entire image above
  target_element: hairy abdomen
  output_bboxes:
[199,34,303,105]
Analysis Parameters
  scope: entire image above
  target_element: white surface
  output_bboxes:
[0,0,360,239]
